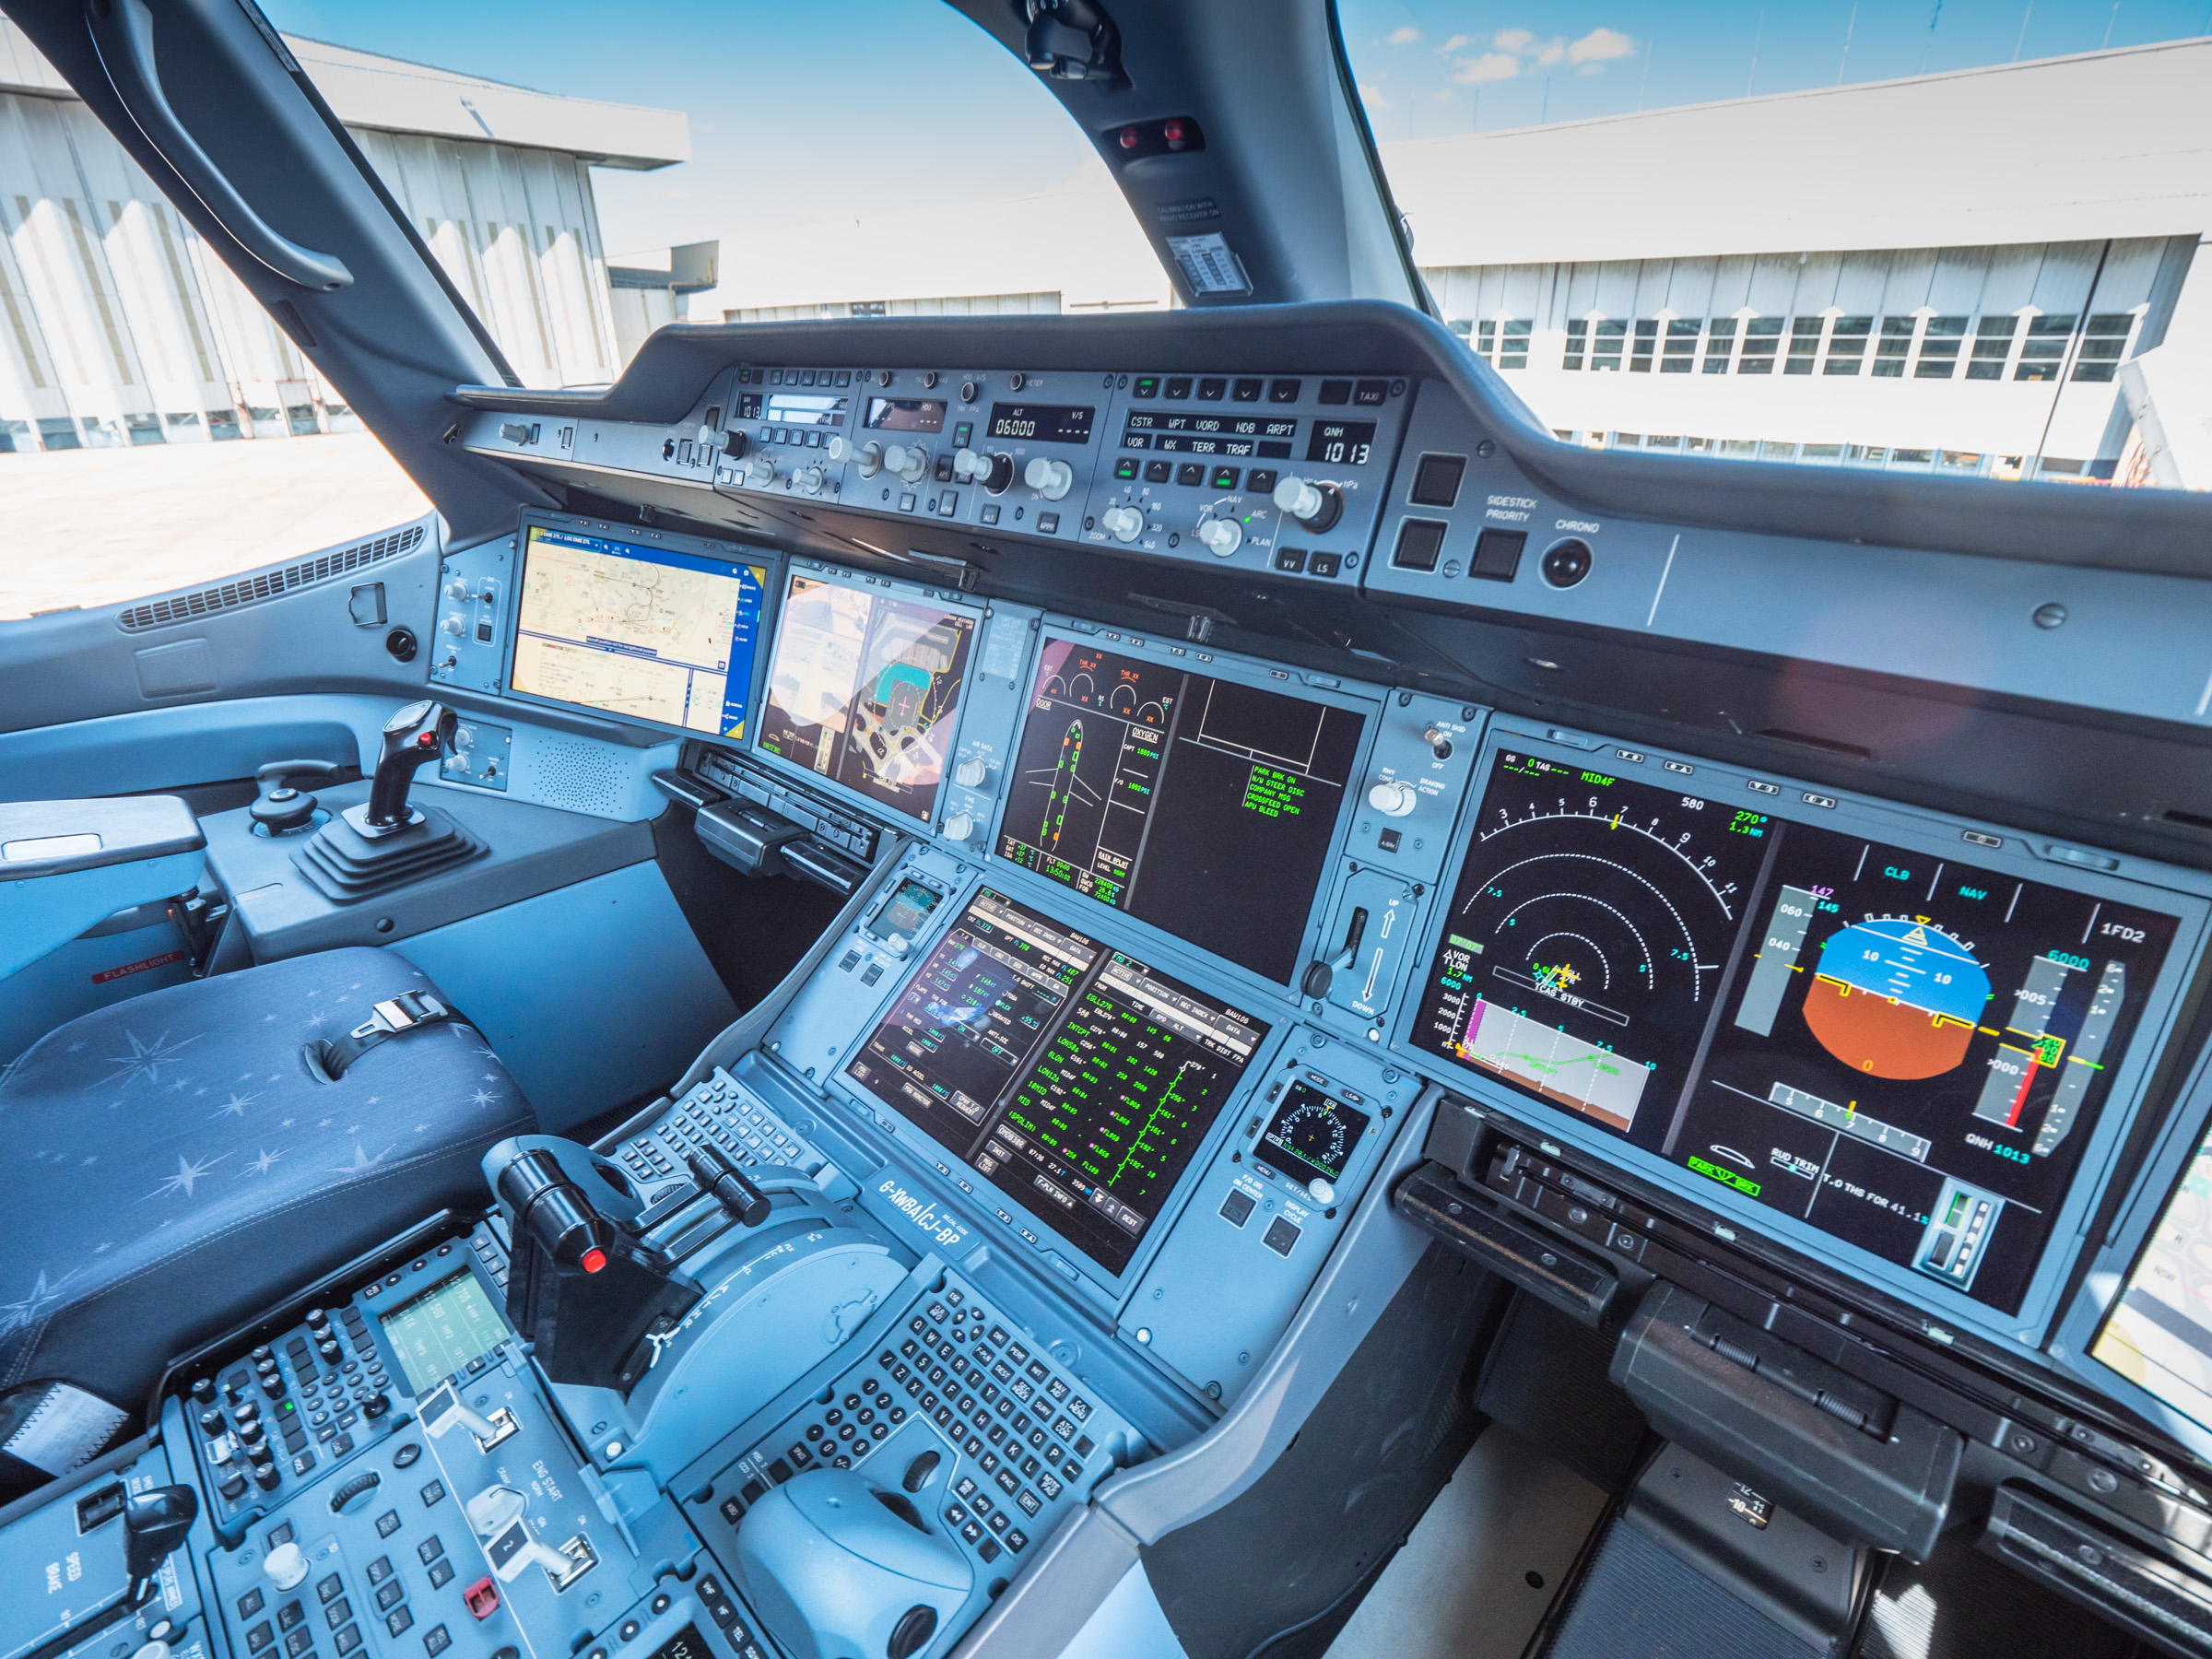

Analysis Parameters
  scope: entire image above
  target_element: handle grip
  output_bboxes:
[88,0,354,291]
[365,700,456,827]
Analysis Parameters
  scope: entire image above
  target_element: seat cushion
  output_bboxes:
[0,947,535,1406]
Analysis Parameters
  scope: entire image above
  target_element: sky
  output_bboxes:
[257,0,1104,253]
[1339,0,2212,138]
[257,0,2212,251]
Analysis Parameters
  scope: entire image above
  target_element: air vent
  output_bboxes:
[116,524,427,631]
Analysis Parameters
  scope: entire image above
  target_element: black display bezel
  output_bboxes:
[1391,721,2212,1353]
[499,511,781,747]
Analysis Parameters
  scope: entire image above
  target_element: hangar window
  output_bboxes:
[1343,2,2210,488]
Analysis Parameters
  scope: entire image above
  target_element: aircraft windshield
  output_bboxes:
[1338,0,2212,493]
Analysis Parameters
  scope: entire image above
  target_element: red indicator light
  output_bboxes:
[1163,120,1186,144]
[581,1247,607,1273]
[464,1577,500,1619]
[1118,125,1139,149]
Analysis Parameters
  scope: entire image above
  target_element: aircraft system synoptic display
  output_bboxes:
[1412,747,2183,1314]
[996,636,1365,984]
[754,569,977,821]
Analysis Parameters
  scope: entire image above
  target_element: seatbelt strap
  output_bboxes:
[307,989,472,1082]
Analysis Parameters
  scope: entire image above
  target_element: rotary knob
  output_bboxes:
[1195,517,1242,558]
[885,443,930,484]
[1273,475,1344,533]
[952,447,987,480]
[1023,456,1073,500]
[943,811,976,843]
[264,1542,310,1591]
[440,615,465,637]
[744,451,775,487]
[953,757,988,789]
[1367,779,1418,817]
[1099,505,1144,543]
[445,578,468,600]
[795,464,826,495]
[853,441,883,477]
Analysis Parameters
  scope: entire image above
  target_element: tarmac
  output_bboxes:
[1,431,432,620]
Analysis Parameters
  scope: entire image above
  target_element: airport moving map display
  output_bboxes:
[1413,747,2183,1313]
[755,571,977,820]
[508,524,770,736]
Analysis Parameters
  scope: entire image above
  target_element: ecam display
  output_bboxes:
[995,637,1364,983]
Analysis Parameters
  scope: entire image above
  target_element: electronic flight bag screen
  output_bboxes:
[754,570,979,823]
[845,887,1267,1276]
[509,524,770,739]
[1408,748,2183,1317]
[995,637,1366,984]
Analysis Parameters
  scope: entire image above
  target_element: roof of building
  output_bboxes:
[686,160,1172,315]
[1384,37,2212,268]
[0,18,687,169]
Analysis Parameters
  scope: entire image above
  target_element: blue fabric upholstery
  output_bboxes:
[0,947,535,1406]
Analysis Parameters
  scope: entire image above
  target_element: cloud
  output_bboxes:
[1568,26,1637,63]
[1359,82,1395,108]
[1492,27,1535,53]
[1384,24,1421,45]
[1534,38,1567,65]
[1438,32,1475,52]
[1451,51,1522,84]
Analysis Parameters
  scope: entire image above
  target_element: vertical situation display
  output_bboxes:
[847,888,1268,1276]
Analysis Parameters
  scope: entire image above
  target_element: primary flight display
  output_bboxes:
[1411,747,2183,1314]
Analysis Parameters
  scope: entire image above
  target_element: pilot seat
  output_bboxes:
[0,944,535,1453]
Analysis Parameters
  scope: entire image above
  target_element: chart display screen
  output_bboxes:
[847,888,1266,1276]
[509,524,770,738]
[754,571,977,821]
[1409,747,2183,1314]
[378,1271,508,1395]
[2092,1127,2212,1434]
[996,639,1365,983]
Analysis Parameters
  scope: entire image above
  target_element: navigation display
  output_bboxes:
[2092,1130,2212,1434]
[509,524,770,738]
[1410,746,2183,1314]
[996,639,1365,983]
[754,571,978,821]
[847,888,1266,1276]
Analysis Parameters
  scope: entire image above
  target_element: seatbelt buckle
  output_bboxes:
[348,990,446,1042]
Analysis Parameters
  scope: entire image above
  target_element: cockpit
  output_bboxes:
[3,5,2211,1659]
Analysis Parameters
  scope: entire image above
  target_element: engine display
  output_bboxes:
[1411,747,2183,1314]
[996,638,1365,983]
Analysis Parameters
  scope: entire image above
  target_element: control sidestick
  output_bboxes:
[364,700,458,830]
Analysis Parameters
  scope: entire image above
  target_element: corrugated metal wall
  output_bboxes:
[0,89,623,453]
